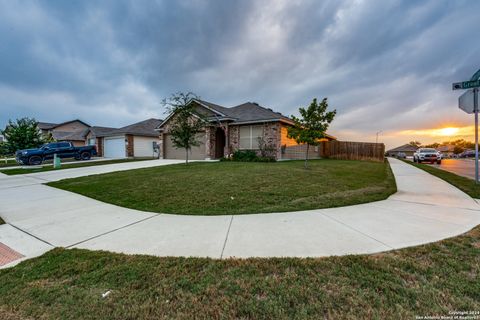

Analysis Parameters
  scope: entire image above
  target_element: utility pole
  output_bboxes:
[475,87,479,183]
[375,131,382,144]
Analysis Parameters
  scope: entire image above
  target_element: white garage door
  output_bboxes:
[104,137,126,158]
[134,136,158,157]
[164,133,206,160]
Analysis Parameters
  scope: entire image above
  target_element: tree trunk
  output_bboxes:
[305,144,309,169]
[185,148,189,165]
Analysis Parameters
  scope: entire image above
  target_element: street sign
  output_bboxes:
[452,79,480,90]
[453,68,480,184]
[459,89,475,114]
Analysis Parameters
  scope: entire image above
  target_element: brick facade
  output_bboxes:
[126,134,134,157]
[96,137,103,157]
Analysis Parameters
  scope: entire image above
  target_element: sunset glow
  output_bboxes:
[398,126,472,138]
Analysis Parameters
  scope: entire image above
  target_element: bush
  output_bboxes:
[220,150,276,162]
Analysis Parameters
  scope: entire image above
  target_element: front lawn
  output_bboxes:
[1,225,479,319]
[48,159,396,215]
[403,160,480,198]
[1,158,153,175]
[0,159,17,168]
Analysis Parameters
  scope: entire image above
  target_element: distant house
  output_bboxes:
[37,120,90,147]
[157,99,336,160]
[0,134,5,143]
[386,144,418,157]
[84,119,162,158]
[437,145,455,157]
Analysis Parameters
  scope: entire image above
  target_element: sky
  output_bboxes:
[0,0,479,149]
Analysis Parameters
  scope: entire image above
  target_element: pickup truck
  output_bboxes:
[16,142,97,165]
[413,148,441,164]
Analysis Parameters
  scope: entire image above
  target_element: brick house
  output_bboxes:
[157,99,336,160]
[37,120,90,147]
[84,119,162,158]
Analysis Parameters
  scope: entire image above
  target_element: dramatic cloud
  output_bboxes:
[1,0,479,148]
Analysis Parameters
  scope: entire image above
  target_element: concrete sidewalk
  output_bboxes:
[1,158,479,268]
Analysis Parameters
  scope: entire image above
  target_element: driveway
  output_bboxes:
[1,158,480,268]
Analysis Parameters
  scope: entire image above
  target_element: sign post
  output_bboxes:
[454,69,480,183]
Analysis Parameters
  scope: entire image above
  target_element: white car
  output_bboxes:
[413,148,441,164]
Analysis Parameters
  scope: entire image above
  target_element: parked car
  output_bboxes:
[16,142,97,165]
[413,148,441,164]
[395,152,407,159]
[459,150,475,158]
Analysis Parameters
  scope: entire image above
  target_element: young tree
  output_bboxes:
[408,140,422,148]
[1,117,45,153]
[287,98,336,168]
[162,92,206,164]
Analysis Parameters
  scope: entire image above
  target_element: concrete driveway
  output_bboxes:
[427,158,478,180]
[1,158,480,268]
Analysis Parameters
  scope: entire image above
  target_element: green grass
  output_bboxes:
[0,159,16,168]
[1,225,479,319]
[1,158,153,175]
[403,160,480,198]
[48,159,396,215]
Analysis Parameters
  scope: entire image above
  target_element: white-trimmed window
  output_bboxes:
[87,138,96,145]
[239,125,263,149]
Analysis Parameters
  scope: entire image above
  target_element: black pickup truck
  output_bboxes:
[16,142,97,165]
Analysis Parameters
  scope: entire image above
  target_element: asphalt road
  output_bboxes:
[427,158,478,180]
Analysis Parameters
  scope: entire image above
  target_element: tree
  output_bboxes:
[287,97,336,169]
[1,117,45,153]
[408,141,422,148]
[162,92,206,164]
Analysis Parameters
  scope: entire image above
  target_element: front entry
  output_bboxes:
[215,127,226,159]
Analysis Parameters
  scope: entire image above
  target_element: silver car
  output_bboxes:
[413,148,441,164]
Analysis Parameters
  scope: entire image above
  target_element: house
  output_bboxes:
[37,120,90,147]
[0,134,5,143]
[437,145,455,157]
[85,119,162,158]
[386,144,418,157]
[157,99,336,160]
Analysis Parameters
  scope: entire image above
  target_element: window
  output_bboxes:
[87,138,96,145]
[58,142,70,148]
[239,125,263,149]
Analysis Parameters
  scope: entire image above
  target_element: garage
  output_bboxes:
[164,133,206,160]
[134,136,158,158]
[104,136,126,158]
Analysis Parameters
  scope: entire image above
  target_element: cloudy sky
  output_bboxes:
[1,0,479,149]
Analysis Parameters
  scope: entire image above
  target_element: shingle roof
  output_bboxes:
[386,144,418,152]
[88,126,118,137]
[37,122,57,130]
[111,118,163,137]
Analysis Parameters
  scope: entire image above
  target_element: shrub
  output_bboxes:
[222,150,276,162]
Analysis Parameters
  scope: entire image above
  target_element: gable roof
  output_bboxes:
[105,118,163,137]
[51,119,90,129]
[386,144,418,152]
[37,122,58,130]
[158,99,294,129]
[88,126,118,137]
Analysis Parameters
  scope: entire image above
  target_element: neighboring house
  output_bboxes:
[386,144,418,157]
[37,120,90,147]
[437,145,455,157]
[85,119,162,158]
[157,99,336,160]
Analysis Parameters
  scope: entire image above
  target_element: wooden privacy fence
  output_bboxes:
[281,141,385,162]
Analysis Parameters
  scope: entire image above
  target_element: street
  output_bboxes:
[427,158,477,180]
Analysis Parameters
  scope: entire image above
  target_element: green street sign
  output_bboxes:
[452,79,480,90]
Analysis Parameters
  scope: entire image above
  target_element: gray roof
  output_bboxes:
[387,144,418,152]
[160,99,293,129]
[37,122,57,130]
[88,126,118,137]
[108,118,163,137]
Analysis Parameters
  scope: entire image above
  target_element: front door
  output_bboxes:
[215,127,226,159]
